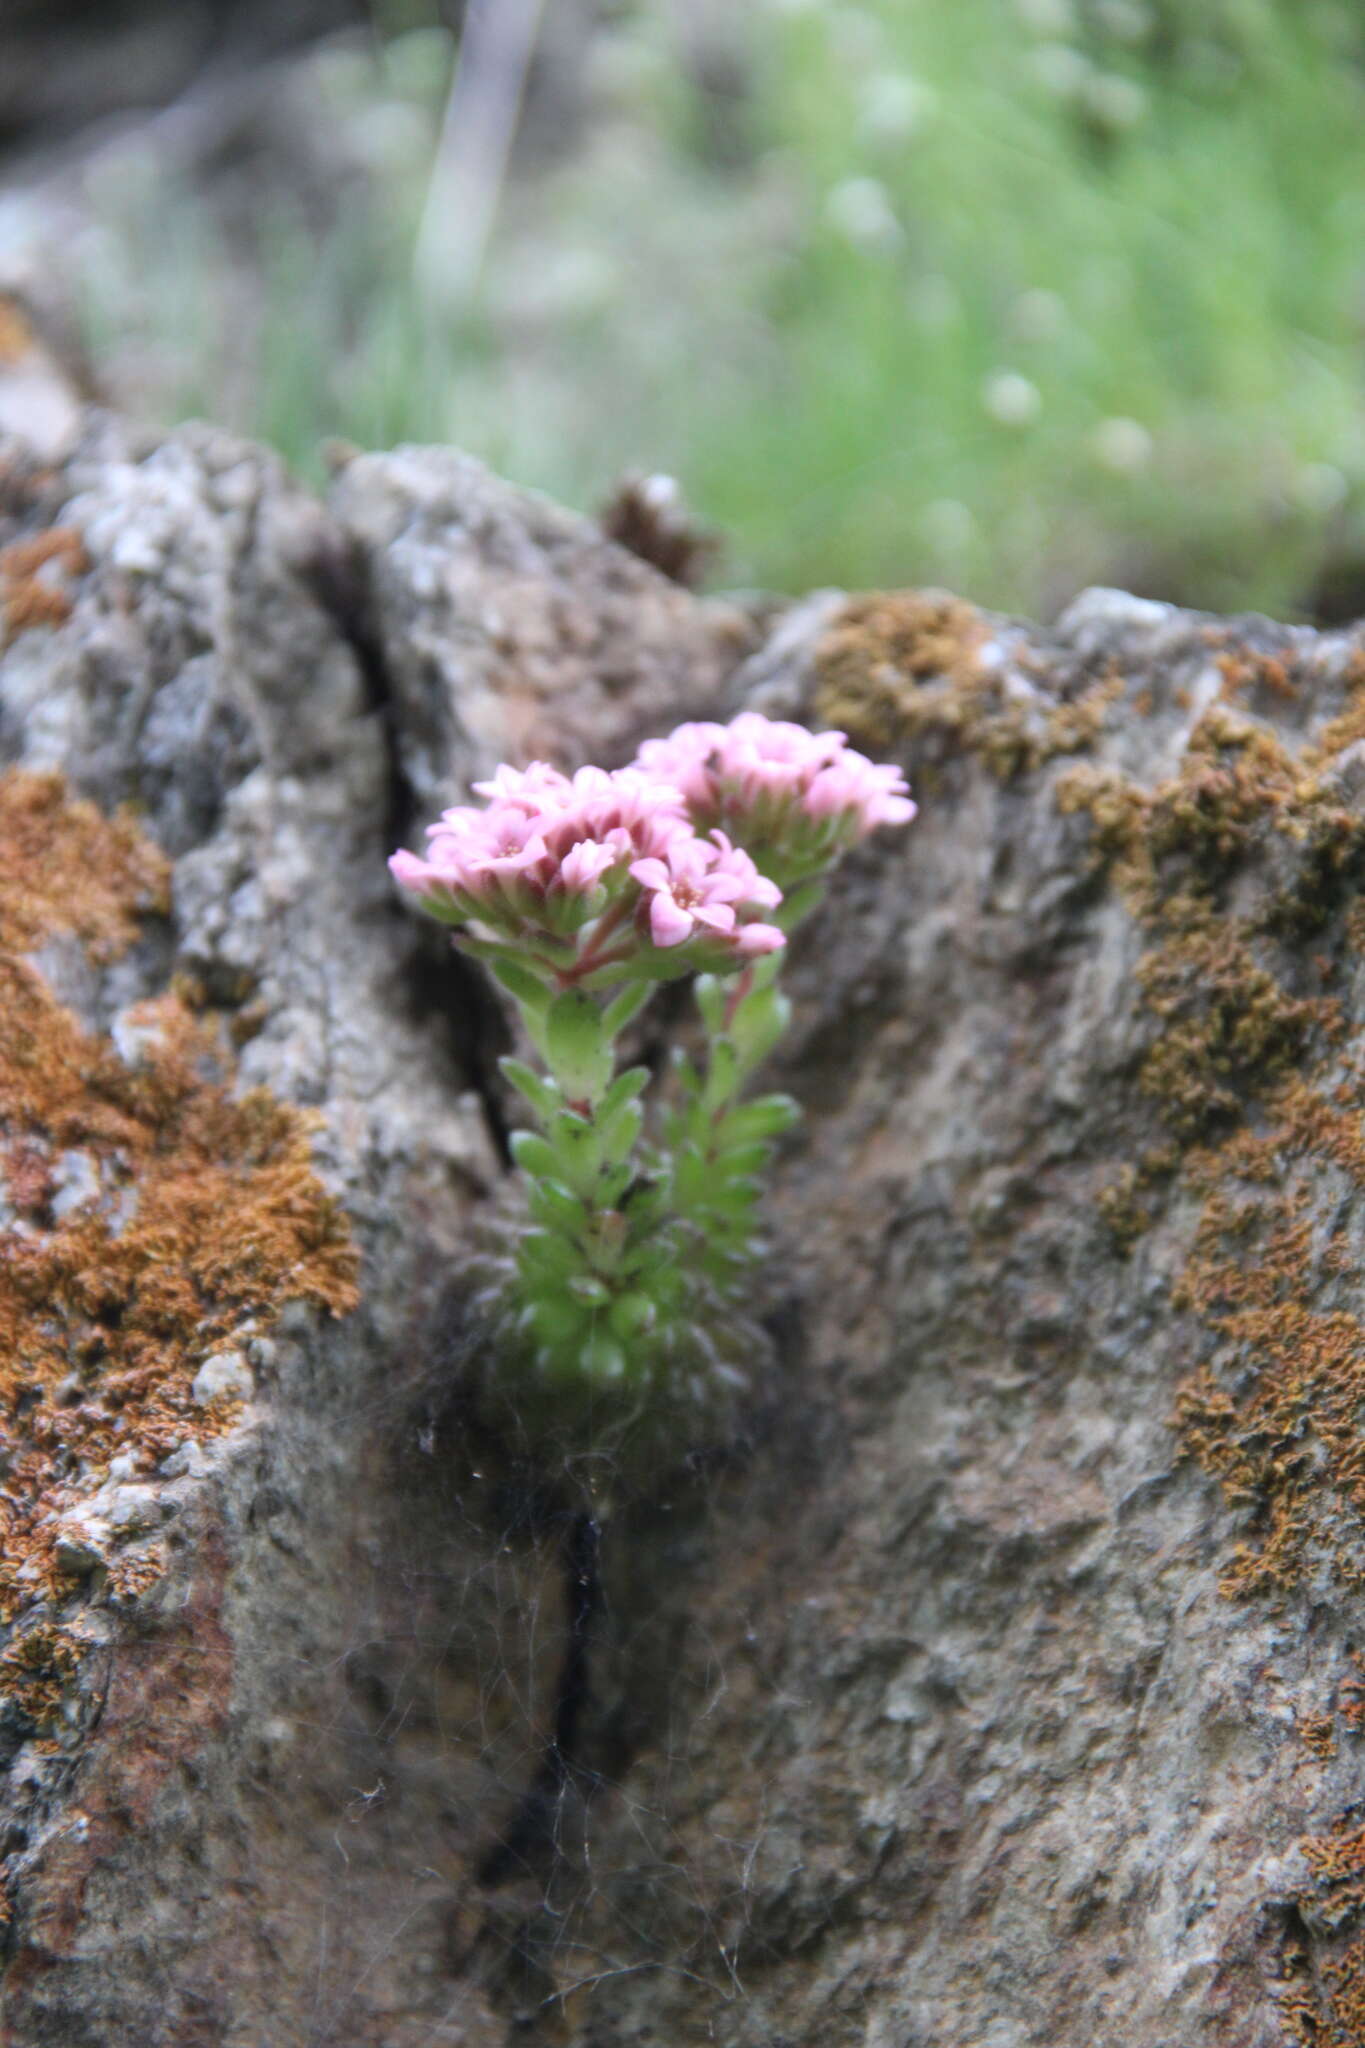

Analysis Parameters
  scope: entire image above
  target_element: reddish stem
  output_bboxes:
[724,964,754,1031]
[552,897,640,988]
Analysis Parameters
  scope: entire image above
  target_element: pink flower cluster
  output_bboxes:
[633,712,915,877]
[389,714,915,980]
[389,758,785,976]
[390,763,675,912]
[631,831,781,950]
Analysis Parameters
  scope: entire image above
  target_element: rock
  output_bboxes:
[157,1442,211,1481]
[4,416,1365,2048]
[53,1521,109,1576]
[329,441,761,816]
[48,1146,100,1219]
[0,293,87,462]
[105,1485,162,1534]
[191,1350,253,1407]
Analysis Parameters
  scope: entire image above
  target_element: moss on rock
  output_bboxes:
[0,769,359,1694]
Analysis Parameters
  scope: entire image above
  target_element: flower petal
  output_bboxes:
[649,891,694,946]
[735,921,786,955]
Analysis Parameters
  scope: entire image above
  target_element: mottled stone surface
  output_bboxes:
[3,419,1365,2048]
[329,441,760,815]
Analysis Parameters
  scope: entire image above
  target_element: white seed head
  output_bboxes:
[983,371,1043,427]
[824,176,903,250]
[1092,416,1154,474]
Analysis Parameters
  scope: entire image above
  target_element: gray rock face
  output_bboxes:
[2,421,1364,2048]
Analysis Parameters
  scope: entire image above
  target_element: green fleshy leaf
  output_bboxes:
[499,1057,562,1123]
[580,1331,628,1382]
[728,985,792,1074]
[618,1240,673,1283]
[775,879,826,931]
[620,1181,669,1232]
[598,1066,650,1121]
[595,1165,633,1210]
[717,1094,802,1144]
[608,1291,657,1339]
[527,1178,589,1233]
[542,1112,603,1194]
[715,1141,773,1179]
[516,1229,581,1284]
[701,1036,740,1112]
[670,1047,702,1093]
[601,980,656,1039]
[596,1098,643,1169]
[526,1295,590,1347]
[415,891,466,927]
[508,1130,560,1181]
[545,989,614,1103]
[568,1274,613,1307]
[577,953,687,990]
[486,955,554,1010]
[670,1142,708,1206]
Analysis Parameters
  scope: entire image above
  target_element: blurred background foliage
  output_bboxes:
[4,0,1365,619]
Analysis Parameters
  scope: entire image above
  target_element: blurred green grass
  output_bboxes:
[76,0,1365,618]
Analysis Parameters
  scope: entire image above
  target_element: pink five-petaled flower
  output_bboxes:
[558,836,620,893]
[634,711,915,847]
[630,831,785,952]
[470,760,572,808]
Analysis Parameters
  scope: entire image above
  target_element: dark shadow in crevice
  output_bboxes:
[475,1506,602,1891]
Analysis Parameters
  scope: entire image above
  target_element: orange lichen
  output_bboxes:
[1302,1712,1339,1763]
[813,588,1124,780]
[0,767,169,957]
[1049,660,1365,1586]
[1341,1658,1365,1737]
[1303,1823,1365,1924]
[1305,648,1365,768]
[0,1626,83,1727]
[104,1544,168,1608]
[1058,707,1304,908]
[0,527,86,646]
[1324,1940,1365,2047]
[1282,1930,1365,2048]
[1217,649,1300,706]
[0,295,34,366]
[1280,1820,1365,2047]
[815,591,986,737]
[1096,1148,1179,1254]
[1053,635,1365,2041]
[1059,707,1353,1135]
[1173,1066,1365,1599]
[0,768,359,1690]
[1135,924,1333,1136]
[1278,1947,1325,2046]
[1096,1164,1149,1252]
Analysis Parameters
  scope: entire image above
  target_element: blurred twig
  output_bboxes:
[415,0,547,311]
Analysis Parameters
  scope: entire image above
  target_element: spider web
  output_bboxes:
[266,1325,783,2048]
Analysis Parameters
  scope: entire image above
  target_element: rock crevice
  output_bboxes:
[1,420,1363,2046]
